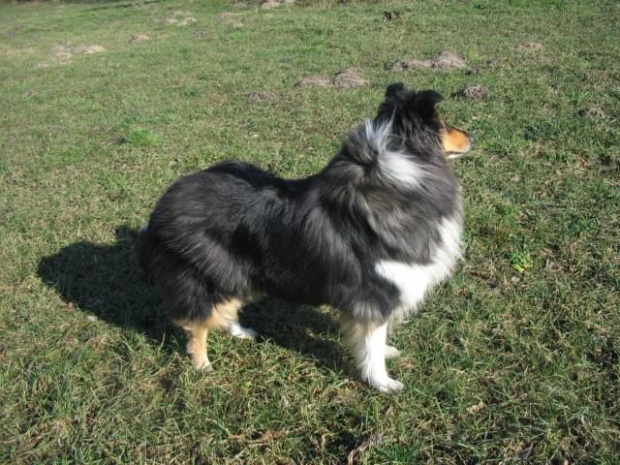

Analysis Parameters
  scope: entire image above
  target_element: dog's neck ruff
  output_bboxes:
[375,214,463,321]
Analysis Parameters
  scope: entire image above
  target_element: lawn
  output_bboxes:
[1,0,619,463]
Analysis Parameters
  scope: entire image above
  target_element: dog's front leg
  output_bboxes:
[342,318,404,393]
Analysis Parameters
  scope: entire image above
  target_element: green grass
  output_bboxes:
[1,0,619,463]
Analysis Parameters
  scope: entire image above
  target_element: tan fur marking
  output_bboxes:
[208,298,244,330]
[441,125,471,155]
[175,298,245,370]
[179,321,211,370]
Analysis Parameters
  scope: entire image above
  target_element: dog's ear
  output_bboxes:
[385,82,408,99]
[409,90,444,120]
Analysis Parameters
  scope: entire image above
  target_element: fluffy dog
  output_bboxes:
[137,83,471,392]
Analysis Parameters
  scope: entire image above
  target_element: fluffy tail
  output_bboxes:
[338,119,424,189]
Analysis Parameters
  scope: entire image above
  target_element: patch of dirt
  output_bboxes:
[51,43,105,64]
[332,67,368,88]
[75,45,105,54]
[428,51,467,70]
[467,401,486,414]
[454,84,489,100]
[347,434,384,465]
[218,12,245,28]
[260,0,281,9]
[294,76,332,88]
[383,10,401,21]
[388,60,428,71]
[164,11,196,26]
[260,0,294,9]
[579,106,607,119]
[514,41,543,52]
[130,34,150,43]
[388,51,467,72]
[52,44,73,63]
[179,17,196,26]
[247,91,281,102]
[295,67,369,89]
[35,62,50,69]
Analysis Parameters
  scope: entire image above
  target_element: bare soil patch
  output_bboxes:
[294,76,332,88]
[260,0,294,9]
[383,11,402,21]
[164,11,196,26]
[218,12,245,29]
[260,1,281,9]
[388,60,428,72]
[130,34,150,43]
[332,67,368,88]
[454,84,489,100]
[389,51,467,72]
[431,51,467,70]
[247,91,281,103]
[50,43,105,65]
[52,44,73,63]
[579,107,607,119]
[514,41,543,52]
[75,45,105,54]
[295,67,368,89]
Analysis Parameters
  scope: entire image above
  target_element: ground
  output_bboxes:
[0,0,619,463]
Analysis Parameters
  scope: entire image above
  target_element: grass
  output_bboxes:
[1,0,619,463]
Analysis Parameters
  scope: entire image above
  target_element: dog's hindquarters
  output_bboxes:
[136,225,253,370]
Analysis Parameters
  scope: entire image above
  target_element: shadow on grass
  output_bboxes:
[37,226,167,340]
[241,299,346,374]
[37,226,347,373]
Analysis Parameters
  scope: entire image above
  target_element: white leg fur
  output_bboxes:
[385,345,401,359]
[343,319,404,393]
[229,322,258,339]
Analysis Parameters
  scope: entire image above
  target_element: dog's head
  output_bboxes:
[376,83,472,159]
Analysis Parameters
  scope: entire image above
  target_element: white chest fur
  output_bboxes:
[375,215,463,320]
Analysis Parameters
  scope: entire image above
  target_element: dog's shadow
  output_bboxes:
[37,226,346,372]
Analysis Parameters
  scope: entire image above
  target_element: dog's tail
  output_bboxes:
[331,119,425,191]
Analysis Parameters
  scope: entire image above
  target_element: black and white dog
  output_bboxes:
[137,83,471,393]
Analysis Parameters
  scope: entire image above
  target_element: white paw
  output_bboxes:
[385,345,401,359]
[368,376,404,393]
[195,360,214,372]
[230,323,258,339]
[186,340,195,355]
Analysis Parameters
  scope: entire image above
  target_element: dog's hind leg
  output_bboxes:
[210,298,257,340]
[180,320,213,371]
[177,297,252,371]
[341,317,404,393]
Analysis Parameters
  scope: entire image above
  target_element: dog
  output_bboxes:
[137,83,471,393]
